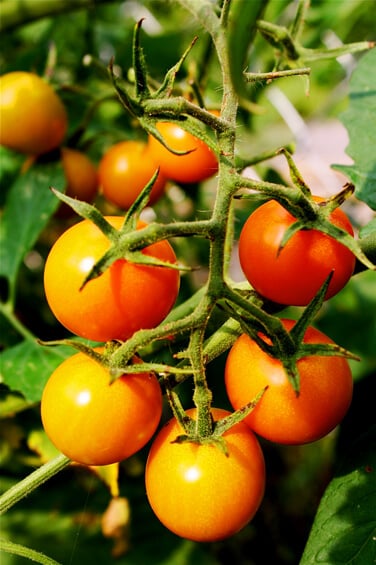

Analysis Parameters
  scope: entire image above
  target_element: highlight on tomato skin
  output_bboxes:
[43,216,180,342]
[147,122,218,185]
[41,351,163,466]
[224,319,353,445]
[238,198,356,306]
[0,71,67,155]
[145,407,266,543]
[98,140,167,209]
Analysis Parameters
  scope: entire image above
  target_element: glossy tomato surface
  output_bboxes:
[238,199,356,306]
[145,408,265,542]
[147,122,218,184]
[41,351,162,465]
[99,140,166,209]
[224,319,353,445]
[44,217,180,341]
[0,72,67,155]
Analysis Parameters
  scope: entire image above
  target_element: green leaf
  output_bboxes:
[0,160,65,294]
[300,426,376,565]
[0,341,73,402]
[333,49,376,211]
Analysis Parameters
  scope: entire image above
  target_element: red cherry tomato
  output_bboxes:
[238,198,356,305]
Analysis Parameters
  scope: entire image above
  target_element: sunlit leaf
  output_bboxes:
[333,49,376,210]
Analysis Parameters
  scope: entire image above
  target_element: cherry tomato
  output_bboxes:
[61,147,98,204]
[224,319,353,445]
[41,351,162,465]
[145,407,265,542]
[238,198,356,306]
[0,71,67,155]
[147,122,218,184]
[44,217,180,341]
[98,140,167,209]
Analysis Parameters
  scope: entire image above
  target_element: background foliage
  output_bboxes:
[1,1,375,564]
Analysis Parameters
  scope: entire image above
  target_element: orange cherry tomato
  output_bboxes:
[41,351,162,465]
[145,407,265,542]
[147,122,218,184]
[44,217,180,341]
[98,140,166,209]
[225,319,353,445]
[61,147,98,203]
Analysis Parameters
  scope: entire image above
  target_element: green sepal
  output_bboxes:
[154,36,198,99]
[212,387,268,437]
[50,187,119,243]
[132,19,150,99]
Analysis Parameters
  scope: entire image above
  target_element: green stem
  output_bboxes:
[0,539,61,565]
[0,302,35,342]
[0,454,71,515]
[245,67,310,82]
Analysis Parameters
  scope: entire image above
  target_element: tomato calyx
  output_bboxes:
[225,274,359,395]
[236,149,374,271]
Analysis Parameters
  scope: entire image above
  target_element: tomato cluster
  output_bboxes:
[98,121,218,210]
[11,70,356,545]
[41,216,179,464]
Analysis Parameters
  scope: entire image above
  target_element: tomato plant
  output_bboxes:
[0,71,67,155]
[145,408,265,542]
[147,122,218,184]
[1,2,375,564]
[43,216,180,341]
[41,350,162,465]
[238,198,356,306]
[224,319,353,445]
[98,140,166,209]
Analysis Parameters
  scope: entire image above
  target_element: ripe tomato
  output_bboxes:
[145,407,265,542]
[0,71,67,155]
[98,140,167,209]
[147,122,218,184]
[41,351,162,465]
[238,198,356,306]
[44,217,180,341]
[61,147,98,204]
[224,319,353,445]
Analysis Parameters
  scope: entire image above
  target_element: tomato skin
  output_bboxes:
[98,141,167,209]
[224,319,353,445]
[147,122,218,184]
[0,72,67,155]
[41,351,162,465]
[238,199,356,306]
[145,408,265,542]
[61,147,98,203]
[43,217,180,342]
